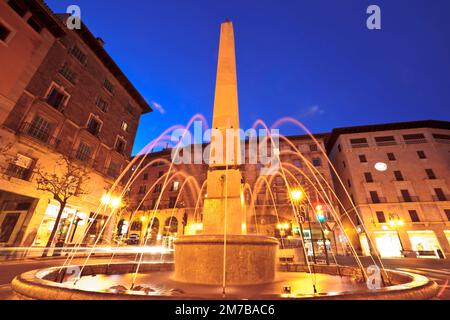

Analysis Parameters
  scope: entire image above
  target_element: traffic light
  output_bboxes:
[316,205,326,223]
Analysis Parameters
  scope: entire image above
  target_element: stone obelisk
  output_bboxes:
[174,21,278,286]
[202,20,245,235]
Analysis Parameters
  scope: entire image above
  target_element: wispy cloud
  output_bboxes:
[300,105,325,117]
[151,101,166,115]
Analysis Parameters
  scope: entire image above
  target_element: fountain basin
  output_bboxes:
[10,262,438,300]
[174,235,279,285]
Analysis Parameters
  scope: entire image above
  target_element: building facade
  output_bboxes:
[327,120,450,259]
[0,0,151,252]
[122,134,344,258]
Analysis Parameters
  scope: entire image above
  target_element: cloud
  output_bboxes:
[301,105,325,117]
[151,101,166,115]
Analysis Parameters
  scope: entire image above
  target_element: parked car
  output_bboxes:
[125,234,140,245]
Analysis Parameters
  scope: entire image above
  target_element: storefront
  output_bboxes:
[33,202,88,246]
[407,230,444,259]
[373,231,403,258]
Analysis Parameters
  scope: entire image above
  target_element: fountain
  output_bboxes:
[174,21,278,287]
[10,21,438,300]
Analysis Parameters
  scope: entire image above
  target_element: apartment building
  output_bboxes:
[327,120,450,259]
[0,0,151,250]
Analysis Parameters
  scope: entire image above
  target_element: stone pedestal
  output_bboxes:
[174,235,278,285]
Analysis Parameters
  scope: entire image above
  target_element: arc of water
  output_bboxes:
[272,117,391,283]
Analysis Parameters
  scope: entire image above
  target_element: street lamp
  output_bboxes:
[388,213,405,253]
[289,188,316,264]
[315,204,330,265]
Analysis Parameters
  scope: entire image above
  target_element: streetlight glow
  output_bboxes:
[290,189,304,203]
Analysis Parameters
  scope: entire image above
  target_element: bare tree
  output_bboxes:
[35,156,90,257]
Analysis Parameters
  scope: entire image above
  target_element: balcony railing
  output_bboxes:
[351,143,369,148]
[5,164,32,181]
[376,141,397,147]
[404,139,427,144]
[432,195,449,202]
[19,122,60,148]
[398,196,420,203]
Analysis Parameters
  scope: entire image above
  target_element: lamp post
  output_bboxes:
[101,193,123,244]
[290,188,316,265]
[388,213,405,254]
[316,205,330,265]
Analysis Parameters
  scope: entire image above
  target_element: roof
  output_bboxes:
[326,120,450,151]
[27,0,152,114]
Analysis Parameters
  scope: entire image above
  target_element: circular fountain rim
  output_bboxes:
[10,262,438,300]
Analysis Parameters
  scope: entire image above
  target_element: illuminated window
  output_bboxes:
[121,121,129,132]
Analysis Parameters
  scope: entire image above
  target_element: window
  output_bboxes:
[338,144,342,152]
[59,63,77,83]
[86,116,101,136]
[46,86,68,110]
[27,17,43,33]
[172,181,180,192]
[394,171,404,182]
[434,188,447,201]
[376,211,386,223]
[121,121,129,132]
[70,45,87,64]
[143,173,148,181]
[375,136,396,146]
[75,142,91,162]
[364,172,374,183]
[309,144,318,152]
[28,116,51,142]
[387,153,396,161]
[154,184,162,193]
[433,133,450,141]
[115,137,126,154]
[417,151,427,159]
[169,197,177,209]
[138,185,147,195]
[350,138,369,148]
[125,104,136,118]
[370,191,381,204]
[359,155,368,163]
[401,190,412,202]
[342,161,346,168]
[408,210,420,222]
[445,210,450,221]
[403,134,426,144]
[103,79,114,94]
[425,169,436,180]
[95,97,109,112]
[107,162,120,178]
[8,1,27,17]
[312,158,322,167]
[0,23,11,42]
[7,154,34,181]
[158,171,164,178]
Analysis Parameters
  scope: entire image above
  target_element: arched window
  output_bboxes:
[164,217,178,235]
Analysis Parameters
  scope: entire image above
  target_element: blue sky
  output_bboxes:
[47,0,450,154]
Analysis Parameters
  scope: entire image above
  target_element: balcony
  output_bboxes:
[19,122,60,149]
[367,197,387,204]
[398,196,420,203]
[404,138,427,145]
[432,195,449,202]
[351,143,369,149]
[5,164,32,181]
